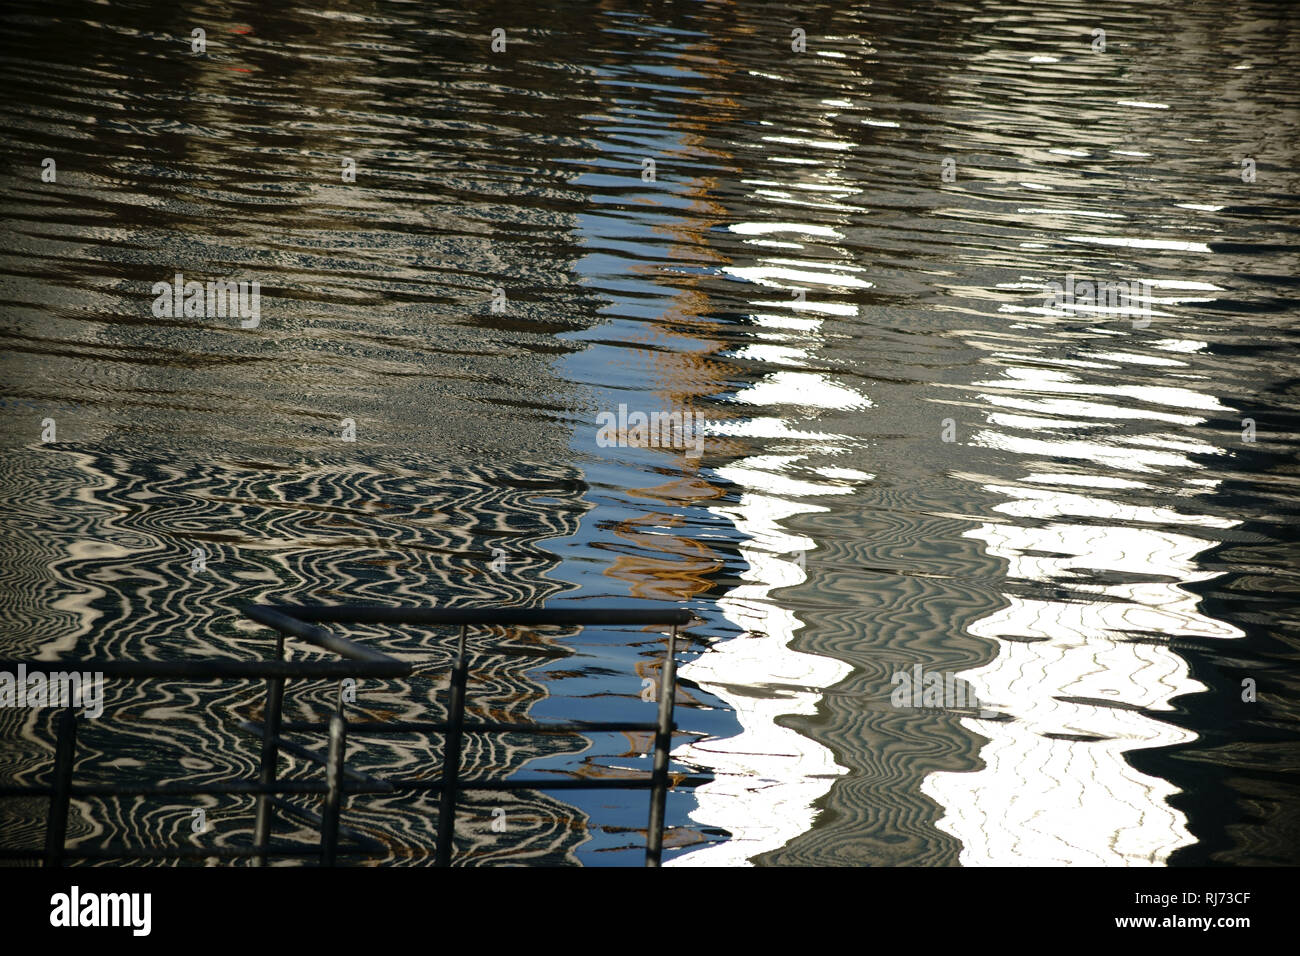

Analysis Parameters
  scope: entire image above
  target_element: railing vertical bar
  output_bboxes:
[253,631,285,866]
[43,707,78,868]
[6,607,701,869]
[320,713,346,866]
[646,624,678,867]
[435,624,469,867]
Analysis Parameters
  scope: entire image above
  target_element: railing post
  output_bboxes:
[321,713,346,866]
[43,707,78,868]
[253,632,285,866]
[435,625,469,867]
[645,624,678,866]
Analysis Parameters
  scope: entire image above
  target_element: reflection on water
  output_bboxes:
[1,0,1298,865]
[671,116,874,861]
[925,353,1246,865]
[0,447,598,862]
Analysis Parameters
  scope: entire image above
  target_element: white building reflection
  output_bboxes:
[670,130,872,863]
[923,343,1244,866]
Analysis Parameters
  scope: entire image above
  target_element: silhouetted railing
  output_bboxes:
[0,604,702,866]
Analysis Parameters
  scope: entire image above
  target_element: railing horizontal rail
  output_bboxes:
[382,775,713,793]
[1,773,713,800]
[2,781,342,798]
[3,603,696,866]
[242,605,407,665]
[0,845,377,861]
[272,605,693,628]
[276,719,665,735]
[0,660,407,679]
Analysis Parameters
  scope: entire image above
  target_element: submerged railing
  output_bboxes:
[0,605,702,866]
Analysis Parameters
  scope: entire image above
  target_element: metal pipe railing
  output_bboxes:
[434,625,469,867]
[42,708,77,868]
[253,630,285,866]
[1,603,701,867]
[0,660,406,679]
[646,623,679,866]
[278,606,692,628]
[243,605,402,665]
[320,714,347,866]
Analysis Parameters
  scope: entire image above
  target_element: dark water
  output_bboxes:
[1,0,1298,865]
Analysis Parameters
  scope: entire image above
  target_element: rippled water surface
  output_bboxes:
[2,0,1298,865]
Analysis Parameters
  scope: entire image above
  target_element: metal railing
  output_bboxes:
[0,604,702,866]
